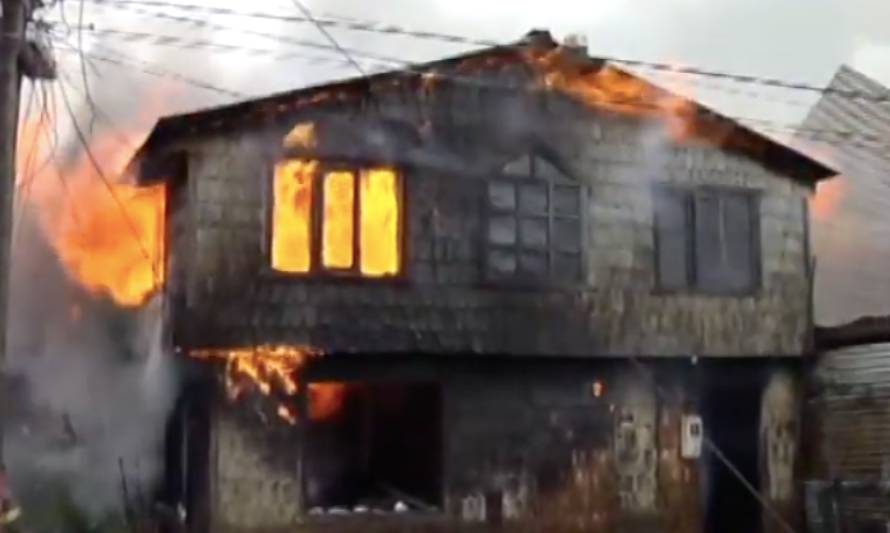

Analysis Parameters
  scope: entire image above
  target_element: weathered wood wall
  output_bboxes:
[161,69,811,357]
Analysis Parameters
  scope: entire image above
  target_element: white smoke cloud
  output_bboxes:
[5,216,179,524]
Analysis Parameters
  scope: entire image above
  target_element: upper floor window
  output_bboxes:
[654,186,760,294]
[485,154,583,283]
[271,160,402,277]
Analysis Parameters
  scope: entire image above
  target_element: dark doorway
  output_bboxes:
[303,382,443,513]
[702,365,763,533]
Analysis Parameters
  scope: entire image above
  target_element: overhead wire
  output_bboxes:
[51,41,247,98]
[76,0,99,133]
[69,2,876,143]
[74,0,890,106]
[288,0,367,78]
[42,23,890,150]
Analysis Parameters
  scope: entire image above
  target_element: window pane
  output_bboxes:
[553,253,581,283]
[695,192,755,292]
[360,169,401,276]
[519,251,547,277]
[488,249,517,275]
[322,171,355,269]
[488,181,516,211]
[654,188,689,290]
[520,218,548,248]
[272,160,315,273]
[554,219,581,253]
[553,186,580,215]
[519,184,548,214]
[488,215,517,246]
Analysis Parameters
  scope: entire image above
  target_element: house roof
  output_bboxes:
[132,30,836,183]
[798,65,890,325]
[815,315,890,350]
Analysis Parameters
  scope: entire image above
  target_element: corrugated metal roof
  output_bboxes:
[799,66,890,325]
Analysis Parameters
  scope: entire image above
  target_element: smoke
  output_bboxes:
[5,213,179,521]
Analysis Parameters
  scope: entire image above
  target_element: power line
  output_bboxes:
[45,2,409,67]
[41,18,890,149]
[41,1,890,146]
[52,42,247,98]
[73,0,890,106]
[288,0,367,78]
[52,51,138,149]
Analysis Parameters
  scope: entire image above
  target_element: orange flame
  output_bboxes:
[19,116,166,308]
[283,122,317,150]
[308,382,347,421]
[190,345,346,424]
[811,177,845,221]
[272,160,315,273]
[359,169,400,276]
[524,47,697,141]
[322,171,356,269]
[273,121,401,277]
[51,181,165,307]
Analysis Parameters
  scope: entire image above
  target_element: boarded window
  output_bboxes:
[485,178,583,283]
[654,186,759,293]
[272,160,402,277]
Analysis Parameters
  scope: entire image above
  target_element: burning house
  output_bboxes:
[126,31,835,532]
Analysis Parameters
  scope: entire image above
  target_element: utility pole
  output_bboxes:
[0,0,54,463]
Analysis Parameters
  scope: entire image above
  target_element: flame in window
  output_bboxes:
[272,160,315,273]
[322,171,355,269]
[360,169,400,276]
[272,160,401,277]
[191,345,347,425]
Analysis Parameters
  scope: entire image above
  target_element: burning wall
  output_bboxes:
[9,93,172,523]
[98,35,822,533]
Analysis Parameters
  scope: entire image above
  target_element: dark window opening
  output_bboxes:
[654,186,760,294]
[485,155,583,283]
[303,382,442,514]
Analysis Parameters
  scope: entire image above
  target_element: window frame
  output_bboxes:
[263,159,407,281]
[482,173,587,289]
[652,184,762,296]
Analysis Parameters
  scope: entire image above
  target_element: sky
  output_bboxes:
[27,0,890,141]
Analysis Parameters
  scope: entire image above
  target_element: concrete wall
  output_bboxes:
[161,78,811,358]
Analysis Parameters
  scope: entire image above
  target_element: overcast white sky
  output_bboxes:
[28,0,890,141]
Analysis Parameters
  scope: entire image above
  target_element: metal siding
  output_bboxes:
[813,342,890,525]
[801,67,890,325]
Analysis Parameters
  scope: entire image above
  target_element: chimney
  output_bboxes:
[563,34,588,53]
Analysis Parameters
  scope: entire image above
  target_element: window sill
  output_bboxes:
[258,266,410,287]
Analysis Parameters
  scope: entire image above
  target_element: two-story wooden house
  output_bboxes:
[131,31,835,533]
